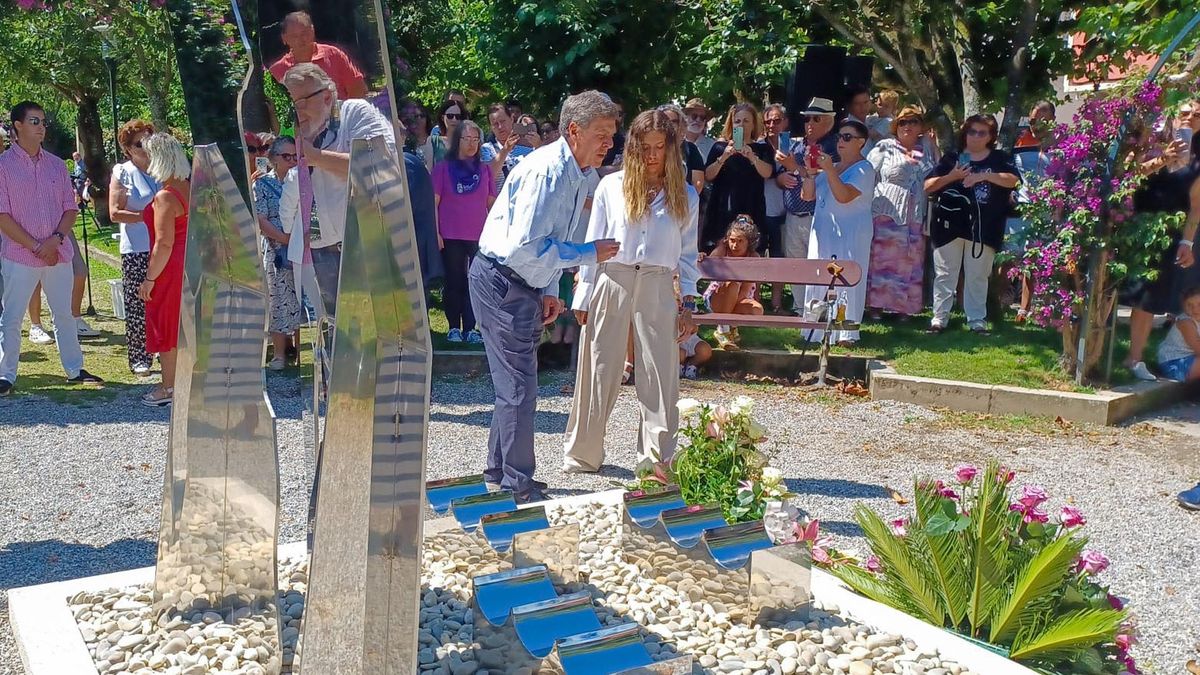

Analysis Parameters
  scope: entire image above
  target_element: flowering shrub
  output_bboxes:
[1015,80,1184,376]
[636,396,788,523]
[823,462,1135,673]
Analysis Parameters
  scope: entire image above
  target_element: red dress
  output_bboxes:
[142,185,189,353]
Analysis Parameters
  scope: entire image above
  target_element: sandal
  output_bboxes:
[714,331,740,352]
[141,387,174,407]
[621,361,635,385]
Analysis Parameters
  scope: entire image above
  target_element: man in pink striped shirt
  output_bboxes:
[0,101,103,395]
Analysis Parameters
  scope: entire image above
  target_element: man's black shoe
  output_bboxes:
[67,369,104,384]
[0,379,12,396]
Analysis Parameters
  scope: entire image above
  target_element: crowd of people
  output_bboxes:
[3,13,1200,506]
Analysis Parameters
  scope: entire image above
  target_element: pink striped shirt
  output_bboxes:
[0,146,77,267]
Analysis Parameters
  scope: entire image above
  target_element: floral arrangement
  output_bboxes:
[1015,80,1184,375]
[819,462,1136,673]
[637,396,790,524]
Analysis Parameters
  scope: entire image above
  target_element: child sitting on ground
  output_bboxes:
[671,274,712,379]
[700,214,763,351]
[1156,285,1200,382]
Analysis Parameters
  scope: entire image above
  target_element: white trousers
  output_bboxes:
[0,259,83,382]
[932,238,995,326]
[783,213,813,311]
[804,216,873,342]
[563,263,679,471]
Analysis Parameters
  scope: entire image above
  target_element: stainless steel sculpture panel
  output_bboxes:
[299,137,432,674]
[152,144,282,670]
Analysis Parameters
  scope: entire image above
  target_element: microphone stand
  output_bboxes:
[76,184,96,316]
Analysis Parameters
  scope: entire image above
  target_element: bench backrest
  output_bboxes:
[698,257,862,287]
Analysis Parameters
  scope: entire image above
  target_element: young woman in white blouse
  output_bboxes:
[563,109,700,473]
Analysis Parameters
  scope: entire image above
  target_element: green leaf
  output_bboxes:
[853,504,945,626]
[965,462,1012,637]
[989,534,1087,644]
[1008,608,1126,662]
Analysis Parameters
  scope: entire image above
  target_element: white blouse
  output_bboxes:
[573,171,700,310]
[867,139,935,225]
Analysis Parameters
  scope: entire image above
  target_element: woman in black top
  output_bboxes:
[702,103,774,251]
[924,114,1020,334]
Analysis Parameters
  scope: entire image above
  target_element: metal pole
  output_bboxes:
[81,199,95,316]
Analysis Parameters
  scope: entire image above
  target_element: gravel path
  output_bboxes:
[1,372,1197,673]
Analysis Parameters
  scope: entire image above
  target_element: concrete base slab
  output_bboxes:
[868,361,1200,425]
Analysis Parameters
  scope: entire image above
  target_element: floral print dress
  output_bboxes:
[253,173,303,335]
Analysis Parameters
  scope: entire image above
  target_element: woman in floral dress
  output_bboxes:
[253,136,304,370]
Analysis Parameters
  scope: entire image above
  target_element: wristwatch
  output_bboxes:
[1182,239,1194,248]
[52,232,65,243]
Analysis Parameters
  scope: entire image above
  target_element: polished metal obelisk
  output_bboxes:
[298,136,432,673]
[152,145,282,673]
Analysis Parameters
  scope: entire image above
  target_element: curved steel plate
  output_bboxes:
[511,589,601,658]
[426,474,489,514]
[452,490,517,533]
[472,565,557,626]
[613,656,695,675]
[513,522,581,584]
[660,503,726,549]
[479,505,551,553]
[555,622,655,675]
[623,486,685,529]
[703,520,776,570]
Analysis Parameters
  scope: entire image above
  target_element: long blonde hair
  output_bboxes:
[623,109,688,223]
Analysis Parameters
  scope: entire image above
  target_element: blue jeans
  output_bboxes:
[467,256,544,493]
[310,244,342,319]
[1159,355,1196,381]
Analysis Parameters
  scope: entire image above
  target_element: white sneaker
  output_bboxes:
[268,356,286,371]
[1130,361,1157,382]
[76,317,100,337]
[132,363,152,375]
[683,364,699,380]
[28,325,53,344]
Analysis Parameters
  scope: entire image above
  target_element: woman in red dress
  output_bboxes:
[137,133,191,407]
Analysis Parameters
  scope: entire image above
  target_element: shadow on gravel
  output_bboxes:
[814,520,865,538]
[429,409,570,431]
[786,478,889,500]
[0,538,155,591]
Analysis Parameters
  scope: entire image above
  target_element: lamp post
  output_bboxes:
[93,22,119,170]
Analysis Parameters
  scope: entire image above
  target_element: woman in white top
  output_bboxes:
[801,119,877,346]
[108,119,162,375]
[563,110,700,473]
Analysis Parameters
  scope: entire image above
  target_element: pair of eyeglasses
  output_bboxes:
[22,116,46,126]
[837,133,864,142]
[966,128,991,137]
[444,113,463,120]
[764,118,784,125]
[292,88,325,105]
[735,215,753,224]
[278,152,297,161]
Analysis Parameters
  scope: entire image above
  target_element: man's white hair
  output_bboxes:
[282,63,337,102]
[145,133,190,182]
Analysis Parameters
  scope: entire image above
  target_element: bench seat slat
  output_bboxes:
[692,313,859,330]
[698,257,862,286]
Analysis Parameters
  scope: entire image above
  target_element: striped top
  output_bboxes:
[0,146,77,267]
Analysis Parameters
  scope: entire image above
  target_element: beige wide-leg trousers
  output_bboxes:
[563,262,680,472]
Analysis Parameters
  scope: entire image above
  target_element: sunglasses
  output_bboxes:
[21,116,46,126]
[292,88,326,105]
[896,118,921,127]
[966,128,991,137]
[444,113,463,120]
[837,132,865,142]
[764,117,785,125]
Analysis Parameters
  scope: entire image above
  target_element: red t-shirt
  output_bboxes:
[268,43,365,100]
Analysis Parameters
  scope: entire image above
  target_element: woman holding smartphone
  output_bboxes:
[563,109,700,473]
[701,103,774,251]
[924,114,1020,334]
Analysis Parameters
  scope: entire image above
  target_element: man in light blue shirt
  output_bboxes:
[469,90,621,503]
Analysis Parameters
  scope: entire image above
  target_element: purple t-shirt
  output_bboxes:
[432,160,498,241]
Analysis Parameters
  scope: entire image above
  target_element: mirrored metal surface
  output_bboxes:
[299,135,432,674]
[426,474,490,514]
[472,565,558,626]
[513,523,581,585]
[748,544,813,625]
[511,589,601,658]
[555,622,663,675]
[480,505,551,553]
[623,486,686,529]
[660,503,727,549]
[152,146,281,672]
[611,656,695,675]
[703,520,776,571]
[452,490,518,533]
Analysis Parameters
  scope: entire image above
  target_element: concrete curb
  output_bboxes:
[867,361,1200,426]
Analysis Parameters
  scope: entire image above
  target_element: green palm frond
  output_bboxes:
[827,561,896,607]
[854,503,944,625]
[966,463,1013,636]
[912,485,968,628]
[989,534,1087,644]
[1008,608,1127,662]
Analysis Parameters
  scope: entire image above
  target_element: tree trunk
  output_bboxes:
[76,95,113,227]
[946,12,983,118]
[998,0,1041,147]
[1062,253,1116,382]
[141,73,172,132]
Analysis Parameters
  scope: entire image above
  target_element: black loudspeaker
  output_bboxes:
[787,45,847,132]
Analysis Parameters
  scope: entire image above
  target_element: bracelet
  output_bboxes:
[1182,240,1194,248]
[52,231,65,243]
[146,277,157,283]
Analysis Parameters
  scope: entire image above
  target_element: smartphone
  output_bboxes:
[1177,127,1195,146]
[255,156,269,173]
[778,131,791,154]
[807,143,820,168]
[733,127,745,150]
[513,123,534,136]
[957,153,972,168]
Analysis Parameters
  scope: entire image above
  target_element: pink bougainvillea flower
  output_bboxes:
[889,518,907,537]
[1059,505,1087,528]
[1075,549,1110,575]
[864,555,882,573]
[1014,484,1048,508]
[953,464,978,484]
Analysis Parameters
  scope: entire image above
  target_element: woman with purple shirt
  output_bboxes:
[433,120,498,344]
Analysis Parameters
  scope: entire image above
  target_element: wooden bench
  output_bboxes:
[693,256,863,384]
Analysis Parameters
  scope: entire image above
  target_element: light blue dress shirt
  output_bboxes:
[477,137,598,294]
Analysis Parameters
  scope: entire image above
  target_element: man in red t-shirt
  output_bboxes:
[267,11,367,101]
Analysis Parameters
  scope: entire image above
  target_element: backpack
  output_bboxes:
[929,184,977,250]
